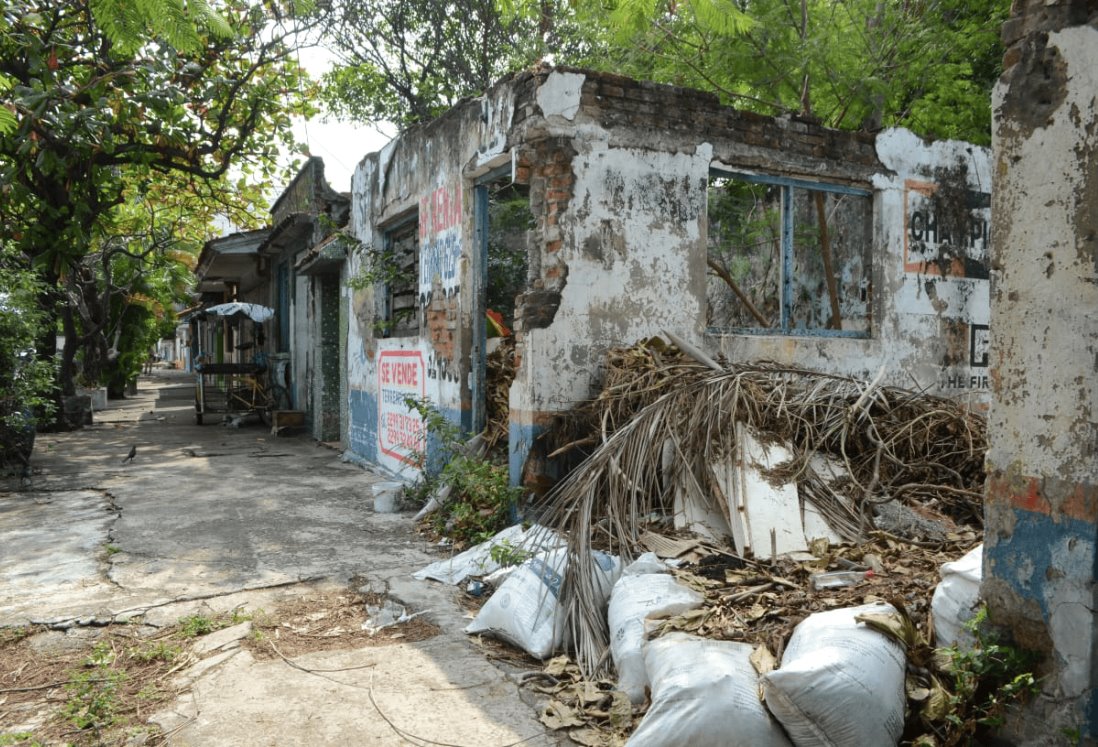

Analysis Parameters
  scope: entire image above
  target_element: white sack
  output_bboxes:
[609,556,705,703]
[627,633,793,747]
[931,543,983,650]
[465,548,622,659]
[762,603,906,747]
[413,524,562,585]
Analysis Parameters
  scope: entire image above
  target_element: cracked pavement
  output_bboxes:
[0,368,559,745]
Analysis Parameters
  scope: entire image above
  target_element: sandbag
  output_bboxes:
[762,603,906,747]
[413,524,562,585]
[608,554,705,703]
[931,543,983,650]
[627,633,793,747]
[465,547,621,659]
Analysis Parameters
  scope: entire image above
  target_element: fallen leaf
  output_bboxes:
[545,656,574,678]
[540,700,585,730]
[749,644,777,675]
[608,690,632,730]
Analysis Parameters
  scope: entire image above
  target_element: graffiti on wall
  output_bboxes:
[419,182,463,298]
[903,180,990,279]
[938,322,991,391]
[377,347,426,472]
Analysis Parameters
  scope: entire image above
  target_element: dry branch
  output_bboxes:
[532,344,985,674]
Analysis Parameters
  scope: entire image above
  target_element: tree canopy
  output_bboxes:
[318,0,601,126]
[557,0,1008,145]
[318,0,1006,145]
[0,0,318,428]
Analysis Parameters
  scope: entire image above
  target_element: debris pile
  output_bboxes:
[413,336,1017,744]
[532,336,985,671]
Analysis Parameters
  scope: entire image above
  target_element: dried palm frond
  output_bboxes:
[484,338,516,451]
[532,350,986,674]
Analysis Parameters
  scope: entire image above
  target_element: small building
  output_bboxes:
[192,158,349,440]
[343,66,991,482]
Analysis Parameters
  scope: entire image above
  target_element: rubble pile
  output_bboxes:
[419,337,1012,745]
[533,337,984,672]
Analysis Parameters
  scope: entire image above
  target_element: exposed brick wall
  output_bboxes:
[558,67,881,173]
[1001,0,1097,52]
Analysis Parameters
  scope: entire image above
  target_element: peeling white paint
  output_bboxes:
[988,24,1098,481]
[476,87,516,168]
[536,71,585,122]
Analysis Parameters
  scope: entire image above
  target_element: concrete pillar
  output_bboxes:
[985,1,1098,741]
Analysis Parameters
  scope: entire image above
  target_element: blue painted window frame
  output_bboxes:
[707,169,873,340]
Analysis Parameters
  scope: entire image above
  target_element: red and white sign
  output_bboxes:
[377,349,426,469]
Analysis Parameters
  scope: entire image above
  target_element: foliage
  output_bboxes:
[318,0,600,126]
[177,614,217,638]
[556,0,1007,145]
[488,537,532,567]
[0,247,56,429]
[128,641,181,663]
[0,0,319,426]
[177,608,252,638]
[64,642,125,731]
[924,606,1039,745]
[486,187,531,326]
[404,396,523,547]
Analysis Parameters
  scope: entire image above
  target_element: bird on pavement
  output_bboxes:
[122,444,137,464]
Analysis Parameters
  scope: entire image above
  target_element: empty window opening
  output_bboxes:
[486,181,531,329]
[382,217,420,338]
[706,171,872,337]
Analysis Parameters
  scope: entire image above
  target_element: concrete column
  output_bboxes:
[985,1,1098,740]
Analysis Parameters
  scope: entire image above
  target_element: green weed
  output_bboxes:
[129,641,180,663]
[63,642,125,730]
[177,614,216,637]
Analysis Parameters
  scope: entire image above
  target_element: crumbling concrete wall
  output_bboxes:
[507,69,991,482]
[984,2,1098,741]
[343,66,993,483]
[346,82,522,475]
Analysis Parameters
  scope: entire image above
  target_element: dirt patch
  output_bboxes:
[0,589,441,745]
[242,590,441,660]
[0,625,183,745]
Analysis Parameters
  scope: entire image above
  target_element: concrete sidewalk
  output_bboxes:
[0,368,557,745]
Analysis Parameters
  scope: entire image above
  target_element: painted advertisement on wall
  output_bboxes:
[903,179,990,279]
[900,179,992,395]
[418,182,463,299]
[377,345,427,475]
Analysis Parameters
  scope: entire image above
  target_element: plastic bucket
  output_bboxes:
[371,482,403,513]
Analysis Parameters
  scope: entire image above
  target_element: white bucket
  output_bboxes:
[371,482,403,513]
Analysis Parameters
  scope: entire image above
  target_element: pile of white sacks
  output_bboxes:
[415,527,985,747]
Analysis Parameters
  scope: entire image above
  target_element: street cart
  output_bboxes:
[190,302,289,426]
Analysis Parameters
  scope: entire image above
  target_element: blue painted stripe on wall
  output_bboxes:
[985,508,1096,620]
[509,421,542,488]
[348,388,379,463]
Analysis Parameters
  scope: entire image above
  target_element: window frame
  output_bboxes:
[379,212,420,339]
[707,168,873,339]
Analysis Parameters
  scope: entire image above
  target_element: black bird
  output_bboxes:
[122,444,137,464]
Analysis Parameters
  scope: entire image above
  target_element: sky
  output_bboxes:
[290,47,396,193]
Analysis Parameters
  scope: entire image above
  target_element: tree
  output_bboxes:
[319,0,600,126]
[563,0,1007,145]
[0,0,318,428]
[0,245,54,472]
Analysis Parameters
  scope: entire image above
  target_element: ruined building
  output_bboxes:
[343,66,992,485]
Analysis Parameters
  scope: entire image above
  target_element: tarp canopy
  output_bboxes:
[195,302,274,323]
